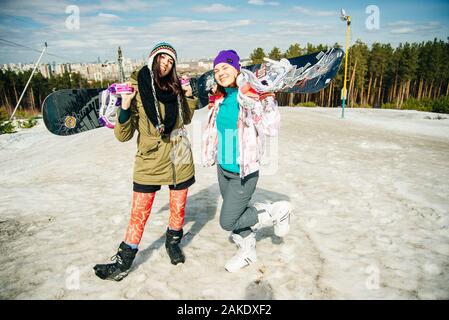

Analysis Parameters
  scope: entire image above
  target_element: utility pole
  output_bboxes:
[10,42,47,121]
[118,46,125,83]
[340,9,351,119]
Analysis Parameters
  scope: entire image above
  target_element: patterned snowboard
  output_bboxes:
[196,47,344,108]
[42,88,105,136]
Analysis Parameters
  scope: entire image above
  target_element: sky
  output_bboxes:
[0,0,448,64]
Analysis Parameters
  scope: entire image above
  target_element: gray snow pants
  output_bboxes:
[217,164,259,238]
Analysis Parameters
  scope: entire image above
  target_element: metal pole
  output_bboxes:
[341,17,351,119]
[118,46,125,83]
[9,42,48,121]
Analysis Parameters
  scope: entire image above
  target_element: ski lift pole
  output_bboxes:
[9,42,48,121]
[340,11,351,119]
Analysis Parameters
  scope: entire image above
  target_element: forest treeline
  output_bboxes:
[0,71,106,117]
[1,37,448,118]
[250,38,449,113]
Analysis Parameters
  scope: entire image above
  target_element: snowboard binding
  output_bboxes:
[99,83,135,129]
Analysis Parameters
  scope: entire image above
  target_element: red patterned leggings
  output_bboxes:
[124,189,188,246]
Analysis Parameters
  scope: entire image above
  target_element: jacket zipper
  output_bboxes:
[172,161,177,188]
[171,140,177,188]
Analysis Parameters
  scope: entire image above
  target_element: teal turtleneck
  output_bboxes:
[216,87,240,173]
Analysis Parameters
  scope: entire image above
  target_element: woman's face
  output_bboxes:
[214,63,238,88]
[157,53,174,77]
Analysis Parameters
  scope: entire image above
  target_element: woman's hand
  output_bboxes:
[258,92,275,101]
[120,82,137,110]
[183,85,193,98]
[240,83,259,100]
[181,75,193,97]
[240,83,275,101]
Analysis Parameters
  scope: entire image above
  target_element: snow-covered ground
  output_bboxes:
[1,107,448,300]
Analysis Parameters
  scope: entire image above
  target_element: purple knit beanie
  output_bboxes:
[213,50,240,71]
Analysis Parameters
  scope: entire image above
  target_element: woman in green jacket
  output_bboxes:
[94,42,197,281]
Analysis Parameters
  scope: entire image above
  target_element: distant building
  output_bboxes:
[240,59,251,67]
[177,63,191,69]
[39,64,52,78]
[0,58,147,81]
[54,63,72,75]
[198,61,213,70]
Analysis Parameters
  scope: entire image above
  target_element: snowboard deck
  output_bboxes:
[196,47,344,108]
[42,88,105,136]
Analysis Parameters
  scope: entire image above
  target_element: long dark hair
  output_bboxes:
[151,53,191,124]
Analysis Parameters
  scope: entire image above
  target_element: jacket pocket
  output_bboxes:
[138,138,159,159]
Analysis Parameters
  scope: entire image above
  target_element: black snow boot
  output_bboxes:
[93,242,138,281]
[165,228,185,265]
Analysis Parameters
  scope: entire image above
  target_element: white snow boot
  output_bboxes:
[224,232,257,272]
[252,201,292,237]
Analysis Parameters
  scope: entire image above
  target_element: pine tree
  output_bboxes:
[305,43,317,54]
[348,39,369,107]
[250,48,266,64]
[268,47,282,60]
[284,43,302,58]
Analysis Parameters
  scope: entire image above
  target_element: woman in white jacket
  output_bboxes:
[202,50,292,272]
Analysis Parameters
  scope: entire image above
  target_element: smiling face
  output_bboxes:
[214,63,238,88]
[157,53,174,77]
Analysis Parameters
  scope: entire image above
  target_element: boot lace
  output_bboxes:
[110,253,124,265]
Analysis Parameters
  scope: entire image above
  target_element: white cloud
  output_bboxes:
[269,21,312,28]
[387,21,414,27]
[98,13,120,19]
[1,0,446,64]
[267,22,336,37]
[248,0,280,6]
[294,6,337,17]
[83,0,166,13]
[0,0,165,23]
[192,3,237,13]
[150,18,222,32]
[422,21,442,29]
[235,19,253,26]
[391,28,415,34]
[35,15,253,57]
[389,21,443,34]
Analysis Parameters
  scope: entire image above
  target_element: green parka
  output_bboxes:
[114,69,197,186]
